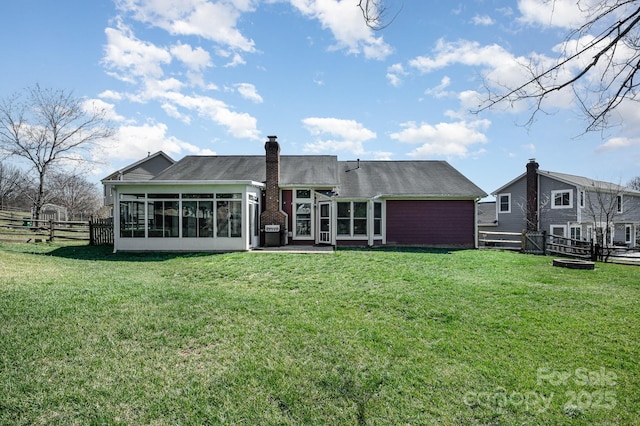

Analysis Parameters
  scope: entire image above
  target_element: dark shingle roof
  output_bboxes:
[337,160,487,198]
[129,155,485,199]
[151,155,340,186]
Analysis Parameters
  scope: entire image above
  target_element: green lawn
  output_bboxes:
[0,243,638,425]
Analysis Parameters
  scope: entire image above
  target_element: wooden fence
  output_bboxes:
[0,210,113,245]
[479,230,596,259]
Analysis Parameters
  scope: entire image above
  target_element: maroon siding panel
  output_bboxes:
[386,200,475,247]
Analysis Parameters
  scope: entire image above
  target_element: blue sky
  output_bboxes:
[1,0,639,198]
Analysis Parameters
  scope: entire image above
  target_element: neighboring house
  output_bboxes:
[40,203,68,222]
[483,159,640,247]
[102,151,175,213]
[102,136,487,252]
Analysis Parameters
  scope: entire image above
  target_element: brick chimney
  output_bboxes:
[260,136,287,245]
[526,159,539,231]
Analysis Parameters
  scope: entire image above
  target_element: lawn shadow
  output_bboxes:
[336,246,459,255]
[43,245,222,262]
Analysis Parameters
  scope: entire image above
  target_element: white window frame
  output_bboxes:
[625,224,633,244]
[293,189,313,240]
[550,225,567,238]
[497,193,511,214]
[570,225,582,241]
[579,190,585,208]
[551,189,573,209]
[617,195,623,213]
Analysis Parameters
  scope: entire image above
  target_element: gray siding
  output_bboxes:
[493,177,527,233]
[539,175,577,235]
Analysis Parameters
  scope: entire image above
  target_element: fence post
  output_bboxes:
[542,231,547,255]
[49,219,54,241]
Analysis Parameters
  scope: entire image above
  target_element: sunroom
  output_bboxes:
[112,181,263,252]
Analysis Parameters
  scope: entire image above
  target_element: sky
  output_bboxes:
[1,0,639,199]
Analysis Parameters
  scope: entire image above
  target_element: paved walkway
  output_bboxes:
[251,245,334,254]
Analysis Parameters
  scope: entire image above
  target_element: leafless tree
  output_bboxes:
[364,1,640,133]
[516,193,552,232]
[0,85,113,220]
[583,181,636,261]
[478,1,640,132]
[358,0,400,30]
[628,176,640,191]
[48,171,102,220]
[0,162,27,210]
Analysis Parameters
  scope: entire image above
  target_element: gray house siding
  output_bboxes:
[488,162,640,247]
[493,177,527,233]
[539,175,577,236]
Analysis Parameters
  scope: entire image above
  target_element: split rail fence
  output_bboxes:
[478,229,640,264]
[0,210,113,245]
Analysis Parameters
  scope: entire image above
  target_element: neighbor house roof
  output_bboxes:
[151,155,340,187]
[337,160,487,199]
[102,151,175,182]
[493,169,640,195]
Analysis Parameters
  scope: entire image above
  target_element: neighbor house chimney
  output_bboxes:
[526,159,539,231]
[260,135,287,245]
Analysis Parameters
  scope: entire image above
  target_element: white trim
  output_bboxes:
[625,224,633,245]
[551,189,573,209]
[497,193,511,214]
[550,224,567,237]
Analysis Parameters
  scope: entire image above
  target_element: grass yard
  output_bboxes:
[0,243,638,425]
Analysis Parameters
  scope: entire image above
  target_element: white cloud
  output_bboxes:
[386,63,407,87]
[235,83,263,103]
[517,0,597,29]
[115,0,256,52]
[170,42,212,71]
[425,76,452,98]
[289,0,393,60]
[103,23,172,82]
[105,122,205,160]
[471,15,494,26]
[390,119,490,158]
[302,117,376,154]
[597,137,638,152]
[82,99,127,123]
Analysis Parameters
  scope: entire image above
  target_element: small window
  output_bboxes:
[579,190,585,208]
[552,190,572,209]
[296,189,311,199]
[625,225,632,244]
[570,225,582,241]
[498,194,511,213]
[550,225,566,237]
[617,195,623,213]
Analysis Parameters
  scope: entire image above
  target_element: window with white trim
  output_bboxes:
[579,190,585,208]
[570,225,582,241]
[617,195,623,213]
[625,225,632,244]
[498,193,511,213]
[552,190,573,209]
[294,189,312,238]
[550,225,566,237]
[337,201,368,237]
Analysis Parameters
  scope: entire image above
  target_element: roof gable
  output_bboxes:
[103,151,175,181]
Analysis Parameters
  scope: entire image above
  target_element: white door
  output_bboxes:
[318,201,332,244]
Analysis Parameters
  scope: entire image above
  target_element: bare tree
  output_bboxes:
[0,162,26,210]
[628,176,640,191]
[0,85,113,220]
[364,1,640,133]
[583,181,636,261]
[358,0,400,30]
[479,1,640,132]
[47,171,101,220]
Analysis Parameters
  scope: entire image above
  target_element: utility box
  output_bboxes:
[264,224,281,247]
